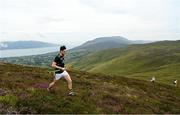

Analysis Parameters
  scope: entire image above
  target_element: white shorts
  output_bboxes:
[54,71,69,80]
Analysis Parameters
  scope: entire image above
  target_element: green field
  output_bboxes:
[69,40,180,84]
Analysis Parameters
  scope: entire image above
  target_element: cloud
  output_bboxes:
[0,0,179,44]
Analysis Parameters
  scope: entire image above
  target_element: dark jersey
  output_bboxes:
[54,54,65,74]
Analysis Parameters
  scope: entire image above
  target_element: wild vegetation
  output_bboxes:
[0,62,179,114]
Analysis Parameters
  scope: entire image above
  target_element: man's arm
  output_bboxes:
[51,61,65,71]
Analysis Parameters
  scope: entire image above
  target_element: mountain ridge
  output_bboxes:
[0,40,59,50]
[72,36,151,52]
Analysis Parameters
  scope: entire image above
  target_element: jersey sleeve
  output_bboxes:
[54,56,58,63]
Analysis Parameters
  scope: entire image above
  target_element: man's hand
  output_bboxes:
[52,62,66,71]
[60,67,66,71]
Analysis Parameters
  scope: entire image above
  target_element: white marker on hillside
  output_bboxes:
[151,76,155,83]
[173,80,177,87]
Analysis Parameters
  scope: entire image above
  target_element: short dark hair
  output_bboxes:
[60,45,66,51]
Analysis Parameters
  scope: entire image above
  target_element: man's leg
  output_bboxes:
[64,75,75,96]
[47,78,58,91]
[48,73,63,91]
[64,75,72,91]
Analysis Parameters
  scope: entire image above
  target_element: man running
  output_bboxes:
[47,45,75,96]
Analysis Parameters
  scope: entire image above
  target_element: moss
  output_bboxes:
[0,94,18,107]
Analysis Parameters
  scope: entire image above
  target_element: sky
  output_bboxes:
[0,0,179,46]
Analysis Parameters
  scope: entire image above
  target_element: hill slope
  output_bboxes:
[69,40,180,84]
[1,40,179,84]
[0,62,180,114]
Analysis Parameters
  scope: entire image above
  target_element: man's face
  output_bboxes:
[60,49,66,56]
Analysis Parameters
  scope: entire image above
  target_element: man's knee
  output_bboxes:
[52,80,57,84]
[50,82,55,85]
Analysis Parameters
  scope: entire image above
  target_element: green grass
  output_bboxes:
[69,40,180,85]
[2,40,179,85]
[0,94,18,107]
[0,62,180,114]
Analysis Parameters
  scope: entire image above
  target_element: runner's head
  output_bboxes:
[60,45,66,56]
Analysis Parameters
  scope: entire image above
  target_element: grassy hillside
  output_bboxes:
[1,40,180,85]
[69,40,180,84]
[0,62,180,114]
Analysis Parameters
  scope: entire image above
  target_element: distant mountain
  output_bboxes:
[72,36,151,52]
[0,41,59,50]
